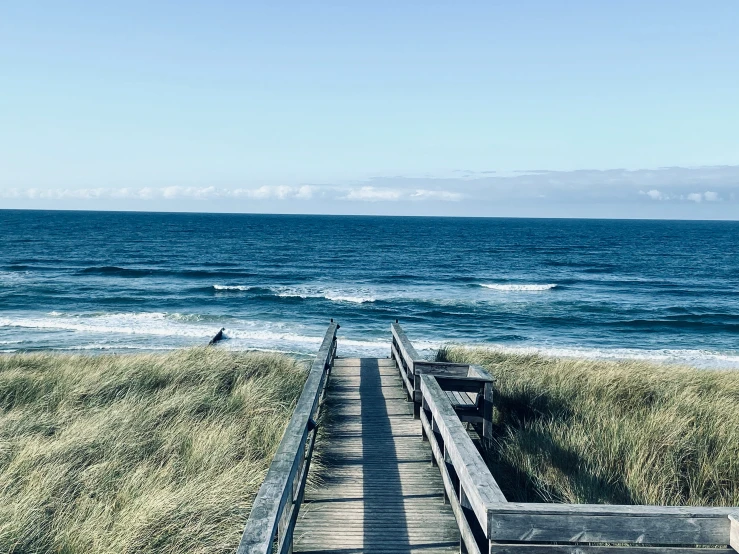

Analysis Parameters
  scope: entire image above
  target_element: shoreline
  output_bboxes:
[3,341,739,370]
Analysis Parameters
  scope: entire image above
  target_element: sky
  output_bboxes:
[1,1,738,218]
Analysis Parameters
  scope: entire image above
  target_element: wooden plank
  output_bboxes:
[489,503,739,518]
[490,546,734,554]
[435,376,486,394]
[728,513,739,552]
[421,374,507,538]
[392,342,414,399]
[487,512,731,545]
[236,323,338,554]
[482,382,493,442]
[415,361,470,377]
[391,321,420,373]
[467,364,494,382]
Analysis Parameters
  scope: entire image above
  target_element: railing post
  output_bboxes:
[277,497,293,554]
[459,483,469,554]
[482,381,493,448]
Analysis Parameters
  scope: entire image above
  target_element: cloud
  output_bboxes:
[0,185,315,201]
[639,189,726,203]
[343,187,403,201]
[2,166,738,214]
[640,189,669,200]
[684,191,721,203]
[411,189,463,201]
[341,186,463,202]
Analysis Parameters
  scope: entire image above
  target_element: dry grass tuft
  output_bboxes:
[0,348,306,554]
[437,347,739,506]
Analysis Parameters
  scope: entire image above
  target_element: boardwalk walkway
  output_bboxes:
[237,324,738,554]
[294,358,459,554]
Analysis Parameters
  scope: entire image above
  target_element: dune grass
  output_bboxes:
[0,348,306,554]
[437,346,739,507]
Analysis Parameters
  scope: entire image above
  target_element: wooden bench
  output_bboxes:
[390,321,494,444]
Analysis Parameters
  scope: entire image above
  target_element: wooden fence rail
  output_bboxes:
[236,321,338,554]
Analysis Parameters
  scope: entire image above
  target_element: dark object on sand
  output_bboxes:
[208,328,226,345]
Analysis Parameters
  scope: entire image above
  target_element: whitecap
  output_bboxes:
[213,285,252,291]
[480,283,557,291]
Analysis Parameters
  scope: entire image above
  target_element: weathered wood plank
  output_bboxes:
[392,342,414,399]
[391,321,420,373]
[730,514,739,552]
[489,546,734,554]
[489,503,739,518]
[467,364,494,382]
[487,513,730,545]
[436,376,486,394]
[415,361,470,377]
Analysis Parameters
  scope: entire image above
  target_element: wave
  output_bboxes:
[213,284,252,291]
[466,343,739,369]
[480,283,557,291]
[272,286,376,304]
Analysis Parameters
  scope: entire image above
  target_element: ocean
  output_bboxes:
[1,210,738,367]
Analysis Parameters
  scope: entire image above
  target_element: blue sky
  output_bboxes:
[1,1,738,218]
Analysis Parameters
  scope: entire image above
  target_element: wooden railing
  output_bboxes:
[398,327,739,554]
[236,321,339,554]
[391,321,494,443]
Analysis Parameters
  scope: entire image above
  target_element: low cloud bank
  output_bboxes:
[2,166,738,217]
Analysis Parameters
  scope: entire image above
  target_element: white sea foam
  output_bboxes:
[213,284,252,291]
[480,283,557,291]
[0,312,210,338]
[0,312,392,356]
[463,343,739,369]
[275,286,376,304]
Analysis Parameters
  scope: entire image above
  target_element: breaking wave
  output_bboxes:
[480,283,557,291]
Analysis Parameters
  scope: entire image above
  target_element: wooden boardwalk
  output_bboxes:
[293,357,459,554]
[237,323,739,554]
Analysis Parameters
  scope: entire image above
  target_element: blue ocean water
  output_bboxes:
[1,210,738,367]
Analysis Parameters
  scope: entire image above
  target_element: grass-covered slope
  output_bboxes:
[438,347,739,507]
[0,348,305,554]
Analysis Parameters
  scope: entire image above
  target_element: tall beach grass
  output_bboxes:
[437,346,739,507]
[0,348,306,554]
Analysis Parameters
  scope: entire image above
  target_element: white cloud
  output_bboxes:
[0,185,316,201]
[295,185,314,199]
[341,186,461,202]
[344,187,403,201]
[640,189,668,200]
[410,189,462,201]
[686,193,704,203]
[704,191,720,202]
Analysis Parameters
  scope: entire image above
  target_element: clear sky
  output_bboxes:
[1,1,738,218]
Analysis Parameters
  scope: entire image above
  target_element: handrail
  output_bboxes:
[408,342,739,554]
[236,321,338,554]
[421,375,507,535]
